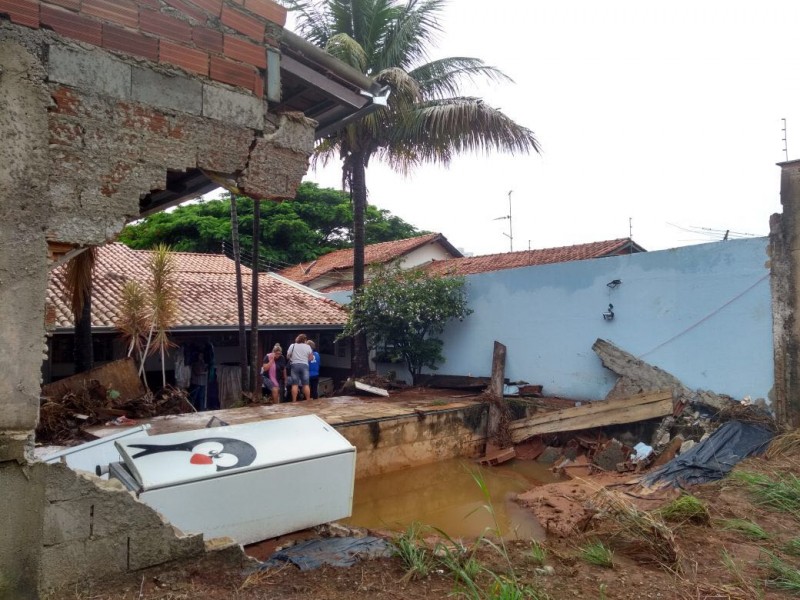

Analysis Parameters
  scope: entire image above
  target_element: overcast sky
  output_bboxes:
[287,0,800,256]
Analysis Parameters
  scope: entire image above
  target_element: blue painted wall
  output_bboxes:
[378,238,773,403]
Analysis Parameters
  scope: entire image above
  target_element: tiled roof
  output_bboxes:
[421,238,646,277]
[277,233,461,285]
[48,244,346,330]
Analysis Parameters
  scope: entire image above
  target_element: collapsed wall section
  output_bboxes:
[0,1,315,595]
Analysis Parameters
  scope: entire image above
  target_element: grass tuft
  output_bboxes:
[391,522,435,581]
[719,518,770,540]
[528,540,547,565]
[593,487,679,567]
[659,494,711,526]
[580,541,614,568]
[763,553,800,592]
[784,537,800,557]
[729,470,800,520]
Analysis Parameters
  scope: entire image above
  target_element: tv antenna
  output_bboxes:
[492,190,513,251]
[782,118,789,162]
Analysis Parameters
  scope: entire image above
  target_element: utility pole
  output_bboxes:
[492,190,514,251]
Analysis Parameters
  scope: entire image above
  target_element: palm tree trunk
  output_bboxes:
[74,284,93,373]
[250,198,261,398]
[350,152,371,377]
[230,195,249,392]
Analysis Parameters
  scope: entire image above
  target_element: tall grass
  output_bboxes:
[729,470,800,520]
[391,522,435,581]
[580,541,614,568]
[719,518,769,540]
[763,553,800,592]
[658,494,710,526]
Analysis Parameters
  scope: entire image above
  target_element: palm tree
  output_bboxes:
[64,247,97,373]
[286,0,540,375]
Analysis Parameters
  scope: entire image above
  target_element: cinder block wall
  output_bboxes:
[40,463,205,592]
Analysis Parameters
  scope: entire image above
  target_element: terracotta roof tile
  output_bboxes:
[48,243,345,330]
[278,233,460,285]
[421,238,646,277]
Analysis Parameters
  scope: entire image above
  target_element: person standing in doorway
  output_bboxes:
[286,333,313,402]
[189,353,208,410]
[308,340,321,399]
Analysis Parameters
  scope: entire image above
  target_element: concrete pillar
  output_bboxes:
[771,160,800,427]
[0,36,52,599]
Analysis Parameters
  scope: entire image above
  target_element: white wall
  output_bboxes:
[379,238,773,403]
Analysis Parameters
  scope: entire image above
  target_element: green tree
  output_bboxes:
[286,0,540,375]
[118,183,422,268]
[341,266,472,384]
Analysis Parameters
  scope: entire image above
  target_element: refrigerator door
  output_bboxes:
[41,425,150,477]
[115,415,354,491]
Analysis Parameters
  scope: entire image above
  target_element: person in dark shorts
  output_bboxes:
[286,333,313,402]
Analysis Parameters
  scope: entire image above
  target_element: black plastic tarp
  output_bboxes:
[260,536,392,571]
[641,420,774,488]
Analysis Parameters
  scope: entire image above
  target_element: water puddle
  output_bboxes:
[343,458,561,540]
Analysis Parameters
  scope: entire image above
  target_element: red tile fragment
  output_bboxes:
[209,55,256,90]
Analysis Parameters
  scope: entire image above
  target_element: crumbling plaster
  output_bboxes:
[0,17,314,598]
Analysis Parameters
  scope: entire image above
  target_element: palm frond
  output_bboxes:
[116,279,149,360]
[64,247,97,317]
[380,0,446,71]
[411,57,514,100]
[280,0,332,45]
[381,97,540,173]
[325,33,368,71]
[148,244,179,355]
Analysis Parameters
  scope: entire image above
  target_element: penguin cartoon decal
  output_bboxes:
[128,437,258,472]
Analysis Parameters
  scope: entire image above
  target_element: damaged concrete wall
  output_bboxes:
[770,160,800,427]
[400,238,772,403]
[40,463,204,592]
[0,1,314,596]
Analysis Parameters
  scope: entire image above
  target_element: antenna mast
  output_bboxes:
[492,190,514,251]
[783,118,789,162]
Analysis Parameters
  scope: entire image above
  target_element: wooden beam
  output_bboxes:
[509,390,673,443]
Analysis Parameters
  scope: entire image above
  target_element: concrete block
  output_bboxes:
[45,463,94,503]
[132,68,202,116]
[202,83,264,130]
[43,498,92,545]
[39,535,128,590]
[48,45,131,100]
[128,527,204,570]
[92,486,166,537]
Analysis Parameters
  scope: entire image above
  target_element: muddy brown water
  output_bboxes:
[343,458,561,540]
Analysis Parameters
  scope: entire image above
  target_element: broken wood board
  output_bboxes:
[41,358,145,402]
[416,374,491,390]
[509,390,673,444]
[354,381,389,397]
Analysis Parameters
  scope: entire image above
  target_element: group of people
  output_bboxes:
[261,333,321,403]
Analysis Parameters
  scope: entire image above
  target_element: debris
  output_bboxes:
[537,446,564,465]
[518,384,544,397]
[206,416,230,428]
[415,374,492,390]
[354,381,389,397]
[651,435,685,468]
[641,421,775,488]
[592,439,632,472]
[41,358,145,403]
[592,338,736,412]
[631,442,653,464]
[679,439,696,455]
[509,390,673,443]
[477,443,516,466]
[515,437,545,460]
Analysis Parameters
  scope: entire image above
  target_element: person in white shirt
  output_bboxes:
[285,333,314,402]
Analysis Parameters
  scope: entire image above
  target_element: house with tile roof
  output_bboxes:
[45,244,351,403]
[421,238,646,277]
[278,233,463,292]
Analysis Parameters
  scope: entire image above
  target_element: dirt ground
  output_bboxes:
[47,440,800,600]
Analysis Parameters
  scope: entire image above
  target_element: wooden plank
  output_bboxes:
[509,390,673,443]
[354,381,389,397]
[416,374,491,390]
[41,358,146,402]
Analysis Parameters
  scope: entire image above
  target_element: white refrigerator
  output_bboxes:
[111,415,356,545]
